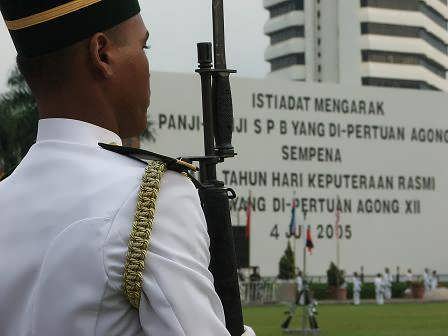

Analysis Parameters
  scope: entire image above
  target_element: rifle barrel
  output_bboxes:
[194,2,244,335]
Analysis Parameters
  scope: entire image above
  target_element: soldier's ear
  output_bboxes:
[89,32,114,79]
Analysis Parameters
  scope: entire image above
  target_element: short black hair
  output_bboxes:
[17,44,76,91]
[17,28,126,92]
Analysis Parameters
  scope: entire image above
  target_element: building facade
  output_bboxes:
[264,0,448,91]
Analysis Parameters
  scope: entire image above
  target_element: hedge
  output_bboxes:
[308,282,409,300]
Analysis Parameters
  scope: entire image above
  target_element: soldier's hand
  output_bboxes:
[242,325,256,336]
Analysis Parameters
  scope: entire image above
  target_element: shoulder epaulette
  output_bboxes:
[99,143,198,174]
[99,142,199,309]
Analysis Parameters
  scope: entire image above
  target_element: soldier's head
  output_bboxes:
[1,0,149,138]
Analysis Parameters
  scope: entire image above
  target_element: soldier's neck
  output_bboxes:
[36,90,120,137]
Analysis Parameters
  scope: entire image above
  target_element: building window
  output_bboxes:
[418,2,448,29]
[270,53,305,71]
[420,29,448,55]
[360,0,448,30]
[362,50,447,78]
[269,26,305,44]
[269,0,304,18]
[361,23,447,55]
[360,0,419,11]
[361,22,419,37]
[362,77,439,90]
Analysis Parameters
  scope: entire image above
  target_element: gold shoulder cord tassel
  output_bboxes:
[123,160,167,308]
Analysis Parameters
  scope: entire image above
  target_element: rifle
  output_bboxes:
[187,0,245,335]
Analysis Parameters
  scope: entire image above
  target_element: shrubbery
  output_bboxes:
[278,241,295,279]
[309,282,409,300]
[326,262,345,288]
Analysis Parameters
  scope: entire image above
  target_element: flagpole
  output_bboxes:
[293,235,297,272]
[294,194,298,273]
[336,235,340,269]
[302,211,307,335]
[302,212,308,275]
[336,208,341,270]
[293,193,297,273]
[289,194,298,273]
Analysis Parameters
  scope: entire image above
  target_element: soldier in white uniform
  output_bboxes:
[0,1,255,335]
[431,270,439,290]
[405,269,414,284]
[383,267,393,300]
[352,272,362,306]
[423,268,432,294]
[296,270,304,305]
[374,273,384,305]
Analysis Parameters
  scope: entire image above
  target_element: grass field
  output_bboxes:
[244,303,448,336]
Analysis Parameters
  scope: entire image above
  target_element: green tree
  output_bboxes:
[278,240,295,279]
[0,68,38,179]
[327,262,345,288]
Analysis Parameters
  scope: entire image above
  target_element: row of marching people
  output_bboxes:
[352,267,440,305]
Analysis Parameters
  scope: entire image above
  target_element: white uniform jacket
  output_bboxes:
[353,278,361,293]
[295,276,303,292]
[383,273,392,288]
[0,119,253,336]
[374,277,384,293]
[423,272,431,290]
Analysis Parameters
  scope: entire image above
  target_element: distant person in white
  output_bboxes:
[352,272,362,305]
[423,268,432,294]
[405,269,414,284]
[340,270,347,290]
[383,268,393,300]
[404,269,414,297]
[296,271,304,305]
[431,270,439,290]
[374,273,384,305]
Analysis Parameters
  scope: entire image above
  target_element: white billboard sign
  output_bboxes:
[144,72,448,276]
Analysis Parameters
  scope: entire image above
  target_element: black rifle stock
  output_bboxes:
[190,1,245,335]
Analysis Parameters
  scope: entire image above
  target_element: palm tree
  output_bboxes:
[0,68,38,179]
[0,67,155,180]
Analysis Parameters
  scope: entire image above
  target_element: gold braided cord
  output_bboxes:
[5,0,102,31]
[123,160,167,308]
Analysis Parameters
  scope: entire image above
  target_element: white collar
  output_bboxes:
[36,118,122,147]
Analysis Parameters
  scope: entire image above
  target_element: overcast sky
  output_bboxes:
[0,1,269,92]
